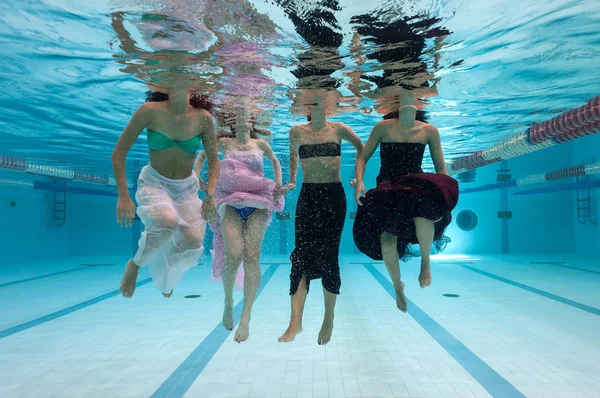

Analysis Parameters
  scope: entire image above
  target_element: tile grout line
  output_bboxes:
[0,266,91,288]
[363,262,526,398]
[0,278,153,339]
[151,263,281,398]
[531,262,600,275]
[457,263,600,316]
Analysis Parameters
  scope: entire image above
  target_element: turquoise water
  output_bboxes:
[1,0,599,175]
[1,1,600,397]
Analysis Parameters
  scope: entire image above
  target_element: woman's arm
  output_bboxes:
[354,122,384,204]
[110,12,140,54]
[355,122,383,184]
[193,151,209,191]
[259,139,282,187]
[200,114,220,196]
[111,104,149,226]
[427,125,448,175]
[194,151,207,177]
[337,123,364,182]
[284,126,300,192]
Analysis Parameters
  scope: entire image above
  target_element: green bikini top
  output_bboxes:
[147,129,201,154]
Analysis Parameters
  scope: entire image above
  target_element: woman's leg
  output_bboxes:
[414,217,434,288]
[318,183,345,345]
[280,186,312,343]
[157,219,206,298]
[121,204,179,298]
[234,209,269,343]
[381,231,407,312]
[318,288,336,345]
[278,275,307,342]
[221,206,244,330]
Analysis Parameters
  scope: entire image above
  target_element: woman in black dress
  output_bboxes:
[353,93,458,312]
[278,90,363,345]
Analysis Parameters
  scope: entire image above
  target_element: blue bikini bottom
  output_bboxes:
[233,207,256,221]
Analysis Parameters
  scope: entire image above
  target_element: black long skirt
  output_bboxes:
[290,182,346,295]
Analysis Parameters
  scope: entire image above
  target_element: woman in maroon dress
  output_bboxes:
[353,93,458,312]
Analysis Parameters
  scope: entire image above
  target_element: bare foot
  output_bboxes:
[120,259,139,298]
[162,290,173,298]
[278,324,303,342]
[234,320,250,343]
[318,320,333,345]
[395,281,408,312]
[222,298,234,331]
[419,259,432,288]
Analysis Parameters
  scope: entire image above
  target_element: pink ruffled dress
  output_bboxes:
[209,151,284,288]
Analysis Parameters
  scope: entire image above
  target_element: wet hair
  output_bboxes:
[228,123,271,139]
[145,91,212,113]
[307,114,311,122]
[217,113,271,139]
[384,110,428,123]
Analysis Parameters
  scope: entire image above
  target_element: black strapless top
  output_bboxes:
[299,142,341,159]
[377,142,425,184]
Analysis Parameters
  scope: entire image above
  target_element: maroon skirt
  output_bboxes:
[353,173,459,260]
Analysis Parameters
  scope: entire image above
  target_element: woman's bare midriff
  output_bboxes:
[149,150,196,180]
[300,157,341,184]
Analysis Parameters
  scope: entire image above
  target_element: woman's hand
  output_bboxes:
[349,177,357,188]
[198,179,208,192]
[202,196,217,223]
[274,185,284,201]
[354,181,366,205]
[281,183,296,195]
[116,195,136,227]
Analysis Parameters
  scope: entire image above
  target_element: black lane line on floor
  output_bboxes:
[364,263,526,398]
[0,278,153,339]
[0,267,90,288]
[530,262,600,275]
[457,264,600,316]
[151,264,280,398]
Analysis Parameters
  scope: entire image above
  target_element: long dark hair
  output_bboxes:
[224,123,271,139]
[145,91,212,113]
[384,109,428,123]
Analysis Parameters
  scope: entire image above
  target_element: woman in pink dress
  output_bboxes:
[195,108,284,343]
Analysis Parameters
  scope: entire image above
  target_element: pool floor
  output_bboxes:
[0,254,599,398]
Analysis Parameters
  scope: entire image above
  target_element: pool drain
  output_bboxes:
[443,294,460,298]
[185,295,201,299]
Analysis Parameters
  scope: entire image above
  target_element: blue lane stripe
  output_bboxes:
[0,278,152,339]
[152,264,280,398]
[0,267,88,288]
[457,264,600,316]
[363,263,525,398]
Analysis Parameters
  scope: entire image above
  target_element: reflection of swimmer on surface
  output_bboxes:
[109,10,225,90]
[109,0,280,91]
[353,93,458,312]
[195,107,284,343]
[348,10,450,112]
[112,89,219,298]
[278,89,364,346]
